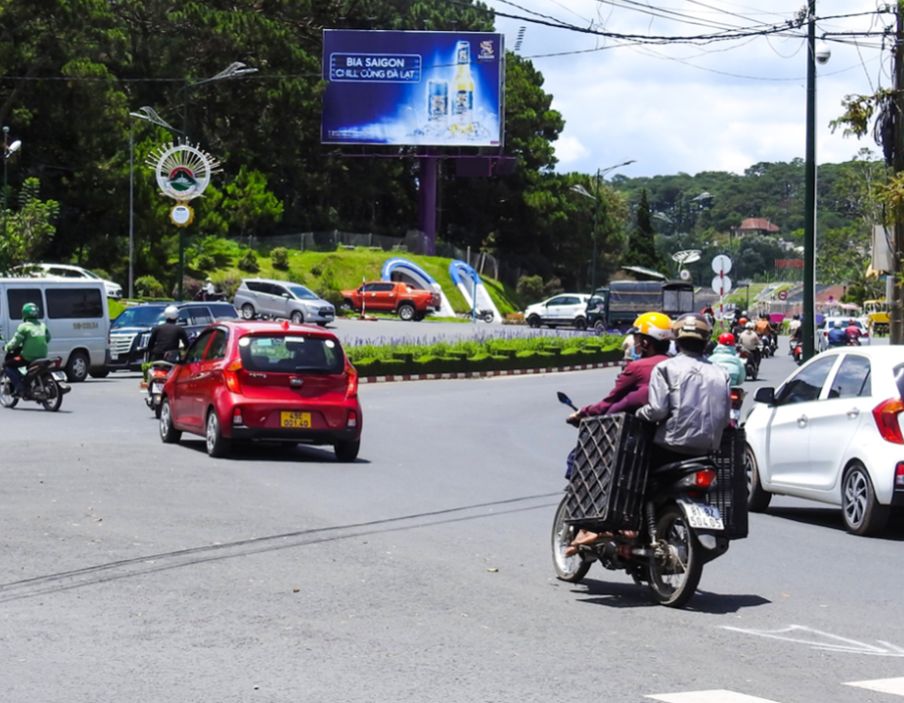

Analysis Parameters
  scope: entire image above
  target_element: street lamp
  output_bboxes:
[175,61,257,301]
[570,159,636,292]
[128,107,183,299]
[3,126,22,238]
[3,126,22,204]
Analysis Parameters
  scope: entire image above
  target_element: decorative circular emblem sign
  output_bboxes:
[147,143,220,202]
[170,204,194,227]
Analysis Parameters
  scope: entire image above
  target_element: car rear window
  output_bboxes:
[239,334,344,374]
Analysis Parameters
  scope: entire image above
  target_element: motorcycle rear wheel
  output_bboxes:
[0,377,18,408]
[647,505,702,608]
[551,495,591,583]
[40,377,63,412]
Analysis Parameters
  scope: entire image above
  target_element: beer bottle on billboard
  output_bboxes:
[451,40,474,132]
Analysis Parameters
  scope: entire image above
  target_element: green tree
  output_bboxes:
[0,178,59,274]
[624,190,665,272]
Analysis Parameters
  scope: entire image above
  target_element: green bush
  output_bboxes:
[195,254,216,272]
[135,275,165,298]
[271,247,290,270]
[238,250,260,273]
[516,274,544,304]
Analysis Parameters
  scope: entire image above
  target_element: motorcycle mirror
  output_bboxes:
[557,391,578,410]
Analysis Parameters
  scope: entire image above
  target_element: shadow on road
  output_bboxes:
[572,578,770,613]
[764,506,904,541]
[177,438,371,464]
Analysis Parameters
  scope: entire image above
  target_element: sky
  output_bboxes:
[483,0,891,179]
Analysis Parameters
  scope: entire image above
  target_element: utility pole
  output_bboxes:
[802,0,817,361]
[892,0,904,344]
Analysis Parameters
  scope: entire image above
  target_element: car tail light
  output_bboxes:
[872,398,904,444]
[346,410,358,428]
[896,462,904,488]
[693,469,717,488]
[224,359,243,393]
[346,369,358,399]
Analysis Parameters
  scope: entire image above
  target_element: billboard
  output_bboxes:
[322,30,504,147]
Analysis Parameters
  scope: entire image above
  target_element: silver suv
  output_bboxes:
[233,278,335,326]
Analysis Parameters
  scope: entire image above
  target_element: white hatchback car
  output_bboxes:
[13,263,123,298]
[524,293,591,329]
[744,346,904,536]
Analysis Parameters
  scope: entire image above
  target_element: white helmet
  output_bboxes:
[164,305,179,321]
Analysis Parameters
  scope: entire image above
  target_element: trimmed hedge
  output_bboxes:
[351,346,621,376]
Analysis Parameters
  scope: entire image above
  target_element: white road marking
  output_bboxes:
[846,677,904,695]
[646,691,782,703]
[721,624,904,657]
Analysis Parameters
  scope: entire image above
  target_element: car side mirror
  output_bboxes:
[754,386,775,405]
[282,293,291,299]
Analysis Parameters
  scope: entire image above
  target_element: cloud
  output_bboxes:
[488,0,886,176]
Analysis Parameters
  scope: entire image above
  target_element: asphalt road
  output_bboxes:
[2,347,903,702]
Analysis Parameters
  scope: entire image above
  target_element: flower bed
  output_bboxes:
[346,333,622,377]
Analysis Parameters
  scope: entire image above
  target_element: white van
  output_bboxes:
[0,278,110,381]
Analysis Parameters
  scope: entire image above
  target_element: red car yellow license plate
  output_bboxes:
[280,411,312,429]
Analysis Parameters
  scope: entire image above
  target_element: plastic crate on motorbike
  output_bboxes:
[563,414,652,532]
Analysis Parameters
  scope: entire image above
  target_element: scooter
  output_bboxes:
[790,339,803,365]
[0,354,70,411]
[144,360,174,418]
[729,386,745,428]
[552,392,730,608]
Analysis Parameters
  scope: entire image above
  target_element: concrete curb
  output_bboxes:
[360,360,623,384]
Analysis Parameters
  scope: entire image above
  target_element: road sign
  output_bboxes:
[712,275,732,295]
[778,290,788,301]
[711,254,732,275]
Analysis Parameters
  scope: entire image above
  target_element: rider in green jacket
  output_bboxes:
[4,302,51,395]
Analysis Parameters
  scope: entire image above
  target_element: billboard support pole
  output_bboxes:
[419,155,438,255]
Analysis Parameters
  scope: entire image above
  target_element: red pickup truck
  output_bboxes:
[341,281,440,321]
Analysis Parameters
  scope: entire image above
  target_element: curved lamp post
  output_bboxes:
[570,159,636,291]
[173,62,257,300]
[128,107,184,299]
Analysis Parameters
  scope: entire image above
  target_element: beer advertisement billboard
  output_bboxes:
[321,30,505,147]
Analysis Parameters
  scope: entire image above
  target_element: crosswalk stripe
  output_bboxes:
[646,691,782,703]
[846,677,904,695]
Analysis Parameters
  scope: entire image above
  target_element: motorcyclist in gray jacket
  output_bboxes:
[636,313,731,467]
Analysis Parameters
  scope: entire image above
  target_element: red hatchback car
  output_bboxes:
[158,320,362,460]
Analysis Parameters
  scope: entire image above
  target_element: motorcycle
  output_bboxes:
[0,354,70,411]
[552,392,730,608]
[729,386,745,428]
[759,334,775,358]
[790,338,803,365]
[473,309,494,323]
[737,346,759,381]
[144,360,174,418]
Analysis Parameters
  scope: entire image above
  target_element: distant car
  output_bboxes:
[107,301,238,371]
[233,278,335,325]
[816,316,869,352]
[524,294,591,329]
[159,320,362,460]
[340,280,440,321]
[744,346,904,536]
[12,263,123,299]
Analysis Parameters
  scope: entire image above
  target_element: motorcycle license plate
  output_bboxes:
[151,382,164,393]
[280,411,312,428]
[51,371,67,382]
[678,499,724,530]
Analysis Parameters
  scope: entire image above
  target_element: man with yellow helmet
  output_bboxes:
[567,311,672,423]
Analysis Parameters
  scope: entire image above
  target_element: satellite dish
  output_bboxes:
[679,269,691,281]
[672,249,702,265]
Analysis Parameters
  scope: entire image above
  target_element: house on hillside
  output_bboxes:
[732,217,780,238]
